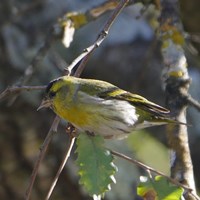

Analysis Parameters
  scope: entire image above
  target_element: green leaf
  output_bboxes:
[137,176,184,200]
[154,176,184,200]
[76,133,117,197]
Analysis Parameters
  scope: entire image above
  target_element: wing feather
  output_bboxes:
[98,88,170,116]
[78,78,170,117]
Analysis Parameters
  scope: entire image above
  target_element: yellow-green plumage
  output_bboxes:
[39,76,176,139]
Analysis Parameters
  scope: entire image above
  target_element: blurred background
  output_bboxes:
[1,0,200,199]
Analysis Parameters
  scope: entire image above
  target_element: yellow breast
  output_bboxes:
[54,99,94,128]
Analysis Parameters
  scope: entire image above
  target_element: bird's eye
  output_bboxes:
[49,91,56,98]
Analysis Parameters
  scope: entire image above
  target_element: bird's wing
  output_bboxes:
[98,88,170,116]
[78,79,169,116]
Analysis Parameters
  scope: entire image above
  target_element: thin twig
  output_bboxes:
[45,136,76,200]
[73,50,94,77]
[25,1,130,199]
[9,30,59,105]
[25,116,60,200]
[69,0,130,76]
[0,85,46,101]
[44,1,130,198]
[110,150,200,200]
[110,150,191,190]
[8,0,133,104]
[186,95,200,112]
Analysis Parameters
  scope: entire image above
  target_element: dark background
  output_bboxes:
[1,0,200,199]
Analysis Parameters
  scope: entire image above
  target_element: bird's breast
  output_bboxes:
[53,93,139,138]
[54,99,93,127]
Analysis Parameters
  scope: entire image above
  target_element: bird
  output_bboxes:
[38,76,178,139]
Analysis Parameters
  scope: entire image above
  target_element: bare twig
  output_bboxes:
[2,0,130,99]
[110,150,200,200]
[45,136,76,200]
[25,116,60,200]
[8,0,133,104]
[73,50,94,78]
[72,0,130,77]
[25,1,130,199]
[43,1,131,198]
[0,85,45,101]
[186,95,200,112]
[9,29,60,104]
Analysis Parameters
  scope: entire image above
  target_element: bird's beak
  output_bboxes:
[37,99,52,111]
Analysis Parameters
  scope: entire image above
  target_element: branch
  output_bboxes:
[25,116,60,200]
[8,0,134,104]
[158,1,196,199]
[110,150,200,200]
[0,85,45,101]
[186,95,200,112]
[45,136,76,200]
[11,31,59,103]
[71,0,130,77]
[25,1,130,199]
[74,0,129,77]
[44,1,130,198]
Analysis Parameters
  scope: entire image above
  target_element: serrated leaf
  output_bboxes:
[76,133,117,197]
[137,176,184,200]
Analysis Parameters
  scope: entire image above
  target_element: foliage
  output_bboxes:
[137,176,184,200]
[76,133,117,198]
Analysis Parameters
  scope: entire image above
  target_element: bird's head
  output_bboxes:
[37,76,72,111]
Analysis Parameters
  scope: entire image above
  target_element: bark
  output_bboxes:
[159,0,196,199]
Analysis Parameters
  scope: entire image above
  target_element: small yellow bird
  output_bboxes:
[38,76,176,139]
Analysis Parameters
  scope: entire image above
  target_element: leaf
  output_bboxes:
[76,133,117,197]
[137,176,184,200]
[154,176,184,200]
[137,176,157,200]
[61,20,75,48]
[59,12,87,48]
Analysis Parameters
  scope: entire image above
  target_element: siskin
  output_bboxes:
[38,76,178,139]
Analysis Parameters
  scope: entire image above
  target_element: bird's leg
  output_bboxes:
[65,124,78,138]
